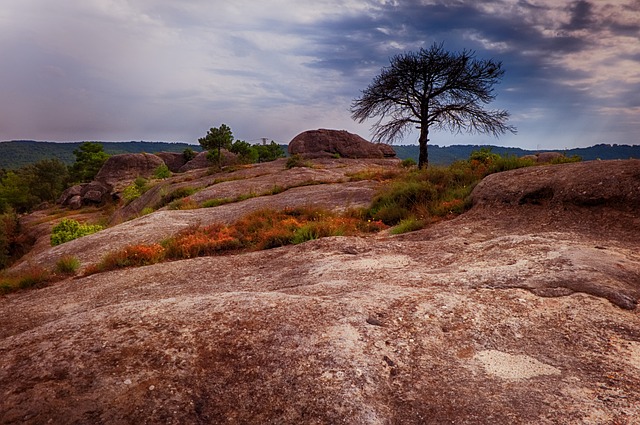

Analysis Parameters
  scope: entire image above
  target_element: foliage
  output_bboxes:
[0,267,52,294]
[401,158,417,168]
[365,148,537,228]
[85,207,387,274]
[390,217,427,235]
[0,211,20,269]
[121,177,149,204]
[198,124,234,165]
[285,154,311,169]
[167,197,199,210]
[2,140,634,171]
[69,142,110,183]
[153,164,172,179]
[156,187,197,209]
[230,140,259,164]
[183,147,197,162]
[0,158,69,213]
[0,171,37,213]
[55,255,80,274]
[163,225,241,259]
[351,42,516,168]
[347,167,402,182]
[550,155,582,164]
[0,140,201,170]
[201,198,234,208]
[50,218,104,246]
[254,141,285,162]
[198,125,284,166]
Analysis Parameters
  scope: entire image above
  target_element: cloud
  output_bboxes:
[0,0,638,149]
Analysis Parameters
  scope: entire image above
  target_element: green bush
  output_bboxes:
[55,255,80,274]
[285,154,311,169]
[400,158,417,168]
[154,164,172,179]
[50,219,104,246]
[156,187,197,209]
[0,211,20,269]
[183,148,196,162]
[550,155,582,164]
[390,217,426,234]
[369,180,437,225]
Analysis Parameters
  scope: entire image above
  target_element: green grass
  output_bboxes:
[55,255,80,274]
[364,149,544,227]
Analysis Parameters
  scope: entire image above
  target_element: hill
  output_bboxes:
[2,140,639,169]
[0,140,202,169]
[393,143,640,164]
[1,157,639,424]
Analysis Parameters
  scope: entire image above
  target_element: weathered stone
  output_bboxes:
[80,181,111,205]
[67,195,83,210]
[3,159,639,424]
[57,184,85,205]
[472,159,640,211]
[288,129,396,159]
[95,153,165,191]
[155,152,187,173]
[178,150,238,172]
[178,151,212,172]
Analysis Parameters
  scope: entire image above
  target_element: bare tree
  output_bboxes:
[351,43,516,168]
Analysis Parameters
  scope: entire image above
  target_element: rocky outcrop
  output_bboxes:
[2,159,640,424]
[178,151,211,172]
[288,129,396,159]
[95,153,165,191]
[57,181,112,208]
[472,159,640,211]
[155,152,187,173]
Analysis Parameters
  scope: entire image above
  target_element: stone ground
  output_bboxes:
[1,159,639,424]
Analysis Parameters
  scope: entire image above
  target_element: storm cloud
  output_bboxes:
[1,0,638,149]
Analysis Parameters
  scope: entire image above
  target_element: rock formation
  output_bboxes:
[155,152,187,173]
[288,129,396,159]
[57,181,112,208]
[3,159,639,424]
[95,153,165,191]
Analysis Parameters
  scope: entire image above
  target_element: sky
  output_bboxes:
[1,0,639,150]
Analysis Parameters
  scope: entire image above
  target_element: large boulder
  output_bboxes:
[155,152,187,173]
[58,182,110,208]
[472,159,640,212]
[95,153,165,191]
[288,129,396,159]
[178,150,238,172]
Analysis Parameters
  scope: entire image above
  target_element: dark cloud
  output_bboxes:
[563,1,596,30]
[1,0,638,148]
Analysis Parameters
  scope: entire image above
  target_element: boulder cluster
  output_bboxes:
[58,151,201,209]
[58,130,394,209]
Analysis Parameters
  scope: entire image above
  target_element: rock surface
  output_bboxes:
[155,152,188,173]
[95,153,165,191]
[2,159,639,424]
[289,129,396,159]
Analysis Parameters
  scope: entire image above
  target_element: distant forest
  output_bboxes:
[1,140,639,169]
[0,141,203,170]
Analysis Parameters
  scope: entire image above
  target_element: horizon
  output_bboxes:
[2,1,639,150]
[2,138,637,152]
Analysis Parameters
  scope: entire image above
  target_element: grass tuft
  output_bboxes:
[55,255,80,274]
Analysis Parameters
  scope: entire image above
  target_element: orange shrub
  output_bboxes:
[163,224,241,259]
[89,243,165,274]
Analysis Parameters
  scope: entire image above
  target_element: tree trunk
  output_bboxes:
[418,126,429,168]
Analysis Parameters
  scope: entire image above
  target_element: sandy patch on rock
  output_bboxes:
[475,350,562,381]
